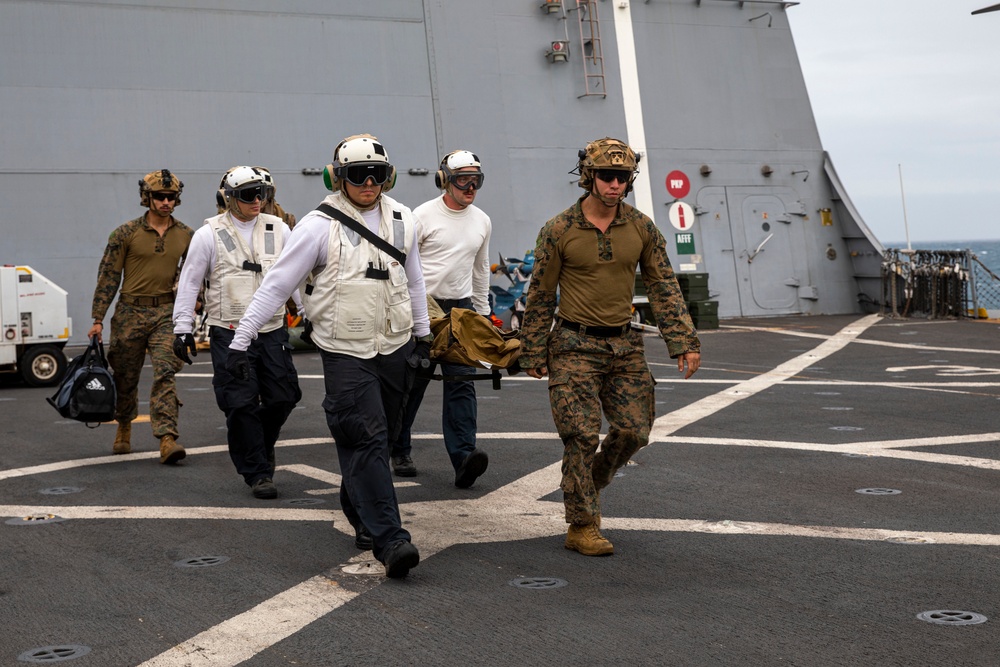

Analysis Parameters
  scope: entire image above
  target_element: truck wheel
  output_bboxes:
[21,345,67,387]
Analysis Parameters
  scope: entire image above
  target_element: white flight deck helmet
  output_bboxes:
[434,150,484,191]
[323,134,397,197]
[222,165,267,216]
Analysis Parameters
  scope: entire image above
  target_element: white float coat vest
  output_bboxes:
[204,212,286,333]
[303,193,415,358]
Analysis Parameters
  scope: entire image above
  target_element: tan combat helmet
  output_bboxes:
[138,169,183,207]
[576,137,639,198]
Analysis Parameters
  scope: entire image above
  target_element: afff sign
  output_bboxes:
[675,233,696,255]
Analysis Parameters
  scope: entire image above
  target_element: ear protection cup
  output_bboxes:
[382,166,397,193]
[434,150,458,189]
[323,163,336,191]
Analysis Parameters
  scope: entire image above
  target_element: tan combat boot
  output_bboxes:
[565,523,614,556]
[112,421,131,455]
[159,435,186,465]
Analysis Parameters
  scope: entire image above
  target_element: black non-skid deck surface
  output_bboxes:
[3,314,1000,666]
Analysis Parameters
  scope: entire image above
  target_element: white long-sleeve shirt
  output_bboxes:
[413,195,492,316]
[229,205,430,352]
[172,213,302,335]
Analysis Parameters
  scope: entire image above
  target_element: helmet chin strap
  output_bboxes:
[342,185,380,211]
[590,185,622,208]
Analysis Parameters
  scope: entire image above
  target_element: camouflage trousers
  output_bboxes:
[547,327,656,526]
[108,301,184,438]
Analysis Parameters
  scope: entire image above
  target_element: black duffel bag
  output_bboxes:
[47,335,116,426]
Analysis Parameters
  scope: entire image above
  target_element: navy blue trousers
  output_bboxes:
[211,326,301,485]
[321,344,413,560]
[391,298,478,470]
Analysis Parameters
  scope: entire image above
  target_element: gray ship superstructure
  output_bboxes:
[1,0,882,339]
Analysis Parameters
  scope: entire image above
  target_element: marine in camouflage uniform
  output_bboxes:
[88,169,195,464]
[519,138,701,557]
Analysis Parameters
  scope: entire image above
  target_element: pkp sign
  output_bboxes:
[666,170,690,198]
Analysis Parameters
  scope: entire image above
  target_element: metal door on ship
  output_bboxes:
[732,191,799,312]
[695,187,803,316]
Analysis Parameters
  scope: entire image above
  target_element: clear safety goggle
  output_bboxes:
[449,172,484,191]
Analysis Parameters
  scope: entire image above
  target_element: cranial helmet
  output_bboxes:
[221,166,267,215]
[576,137,639,198]
[252,166,276,201]
[138,169,183,207]
[323,134,396,194]
[434,150,484,191]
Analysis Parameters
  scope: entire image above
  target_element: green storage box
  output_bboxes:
[677,272,709,289]
[692,314,719,330]
[682,286,710,301]
[687,300,718,316]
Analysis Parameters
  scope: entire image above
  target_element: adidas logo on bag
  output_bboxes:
[85,378,106,391]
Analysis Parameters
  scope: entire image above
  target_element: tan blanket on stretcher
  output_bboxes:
[428,305,520,369]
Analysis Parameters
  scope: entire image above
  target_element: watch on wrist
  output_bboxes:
[416,334,434,344]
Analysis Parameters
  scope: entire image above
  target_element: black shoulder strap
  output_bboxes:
[316,203,406,266]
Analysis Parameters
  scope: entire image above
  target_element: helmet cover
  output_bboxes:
[138,168,183,206]
[578,137,637,189]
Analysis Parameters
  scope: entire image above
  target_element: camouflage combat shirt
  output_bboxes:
[91,213,195,321]
[519,196,700,368]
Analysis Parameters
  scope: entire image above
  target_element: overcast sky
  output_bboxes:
[787,0,1000,244]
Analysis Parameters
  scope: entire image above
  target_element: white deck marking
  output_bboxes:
[138,566,373,667]
[652,314,881,438]
[721,323,1000,355]
[10,313,1000,666]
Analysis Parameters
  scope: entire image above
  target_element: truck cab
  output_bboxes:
[0,265,72,386]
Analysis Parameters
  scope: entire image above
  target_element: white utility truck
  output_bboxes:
[0,265,72,386]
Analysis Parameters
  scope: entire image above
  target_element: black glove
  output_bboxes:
[300,318,314,346]
[225,349,250,381]
[407,336,432,369]
[173,333,197,365]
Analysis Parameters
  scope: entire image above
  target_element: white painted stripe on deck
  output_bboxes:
[652,314,882,438]
[0,437,333,482]
[601,517,1000,546]
[723,323,1000,354]
[656,434,1000,470]
[137,568,366,667]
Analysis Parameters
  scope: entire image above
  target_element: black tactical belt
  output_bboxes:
[557,318,630,338]
[120,293,174,307]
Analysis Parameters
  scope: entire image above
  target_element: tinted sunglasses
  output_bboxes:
[234,185,266,203]
[342,164,390,187]
[594,170,631,185]
[449,173,484,191]
[150,192,177,202]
